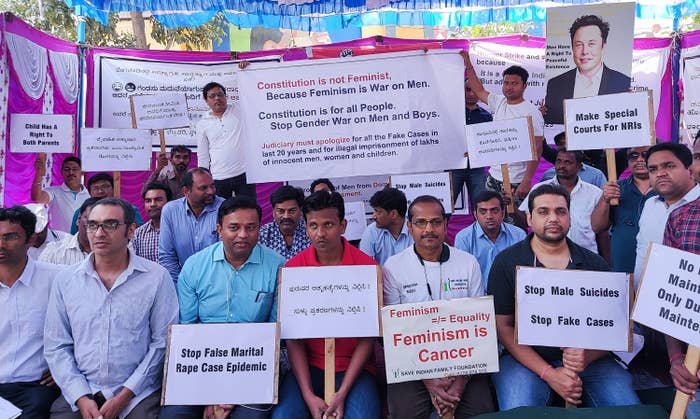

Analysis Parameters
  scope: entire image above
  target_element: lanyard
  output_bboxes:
[414,244,450,301]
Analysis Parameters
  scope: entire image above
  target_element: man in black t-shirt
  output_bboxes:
[487,183,639,410]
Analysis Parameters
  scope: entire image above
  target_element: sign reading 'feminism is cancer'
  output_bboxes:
[237,50,467,183]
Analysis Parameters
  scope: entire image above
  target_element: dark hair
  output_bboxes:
[472,190,505,212]
[556,148,585,164]
[217,196,262,225]
[0,206,36,242]
[302,191,345,221]
[170,145,191,156]
[142,181,172,201]
[310,178,335,192]
[182,167,212,189]
[87,173,114,189]
[61,156,81,169]
[270,185,305,207]
[369,187,408,218]
[203,82,226,100]
[569,15,610,44]
[646,142,693,168]
[503,66,529,84]
[527,184,571,214]
[553,132,567,148]
[407,195,446,221]
[90,198,135,225]
[79,197,101,217]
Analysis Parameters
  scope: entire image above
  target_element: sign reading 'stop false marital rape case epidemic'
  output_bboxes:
[237,50,467,183]
[516,267,632,352]
[633,243,700,348]
[279,265,381,339]
[382,297,499,384]
[162,323,278,405]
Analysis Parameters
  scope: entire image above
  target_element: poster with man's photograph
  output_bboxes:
[544,3,635,125]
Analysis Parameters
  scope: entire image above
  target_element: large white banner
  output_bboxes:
[237,51,467,183]
[682,52,700,140]
[93,54,241,148]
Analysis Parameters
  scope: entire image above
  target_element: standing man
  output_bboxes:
[488,184,639,409]
[133,182,172,263]
[662,196,700,419]
[591,146,655,273]
[0,206,62,417]
[44,198,178,419]
[454,191,526,289]
[159,167,224,282]
[519,150,602,253]
[633,143,700,287]
[359,187,414,265]
[259,185,310,260]
[383,195,493,418]
[450,81,492,209]
[463,51,544,206]
[31,156,89,233]
[273,191,380,419]
[161,197,285,419]
[544,15,631,124]
[144,145,192,199]
[196,82,255,200]
[39,197,99,266]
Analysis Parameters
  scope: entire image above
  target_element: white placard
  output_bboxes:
[390,172,453,213]
[279,265,380,339]
[80,128,151,172]
[130,93,191,130]
[564,91,655,151]
[382,297,499,384]
[162,323,278,405]
[516,267,632,351]
[466,117,535,169]
[9,114,74,153]
[238,50,467,183]
[288,175,389,215]
[0,397,21,419]
[343,200,368,241]
[633,243,700,348]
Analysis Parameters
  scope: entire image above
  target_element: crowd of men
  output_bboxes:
[3,41,700,419]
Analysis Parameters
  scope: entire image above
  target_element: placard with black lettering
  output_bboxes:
[390,172,454,214]
[10,114,74,153]
[516,267,632,351]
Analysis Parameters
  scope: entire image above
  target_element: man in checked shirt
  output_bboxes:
[132,182,172,262]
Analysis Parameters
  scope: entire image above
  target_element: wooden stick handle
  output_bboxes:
[324,338,336,419]
[501,164,515,214]
[441,411,455,419]
[671,346,700,419]
[159,129,166,154]
[606,149,619,206]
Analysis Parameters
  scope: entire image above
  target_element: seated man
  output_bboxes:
[359,187,413,265]
[272,191,380,419]
[23,204,70,259]
[38,197,99,265]
[0,206,62,417]
[488,184,639,409]
[259,185,310,260]
[69,173,143,234]
[161,196,285,419]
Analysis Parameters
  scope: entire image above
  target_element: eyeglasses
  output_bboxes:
[411,218,445,229]
[628,151,649,161]
[90,184,113,192]
[86,220,127,232]
[0,233,22,242]
[207,92,226,99]
[274,208,299,216]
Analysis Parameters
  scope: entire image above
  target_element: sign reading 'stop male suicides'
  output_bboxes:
[237,50,467,183]
[633,243,700,348]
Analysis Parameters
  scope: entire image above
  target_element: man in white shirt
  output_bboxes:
[196,82,255,200]
[383,195,493,418]
[44,198,178,419]
[634,142,700,287]
[24,204,70,260]
[463,51,544,206]
[0,206,62,417]
[518,150,602,253]
[31,156,90,233]
[39,197,98,266]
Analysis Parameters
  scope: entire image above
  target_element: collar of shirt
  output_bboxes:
[142,220,158,233]
[652,184,700,207]
[473,221,507,242]
[525,233,586,268]
[575,64,604,88]
[212,242,263,269]
[66,233,83,251]
[183,196,222,216]
[379,222,410,240]
[59,182,85,193]
[80,249,150,290]
[0,257,35,289]
[550,175,584,194]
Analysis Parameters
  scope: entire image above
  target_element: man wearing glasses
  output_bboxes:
[591,146,654,274]
[45,198,178,419]
[259,185,310,260]
[196,82,255,200]
[382,195,492,418]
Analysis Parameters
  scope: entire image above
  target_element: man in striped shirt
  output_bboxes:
[133,182,172,262]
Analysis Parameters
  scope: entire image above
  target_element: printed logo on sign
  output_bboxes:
[112,82,123,92]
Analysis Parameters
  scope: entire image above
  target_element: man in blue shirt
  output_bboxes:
[359,187,413,265]
[160,196,285,419]
[450,82,493,210]
[540,132,607,188]
[158,167,224,282]
[454,191,526,289]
